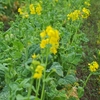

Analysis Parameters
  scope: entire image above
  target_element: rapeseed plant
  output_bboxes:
[40,26,60,54]
[18,2,42,18]
[67,7,90,21]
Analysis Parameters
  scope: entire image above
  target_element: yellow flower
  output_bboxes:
[30,4,33,9]
[29,4,36,14]
[35,65,44,72]
[88,61,99,72]
[54,30,60,40]
[49,37,58,45]
[32,54,37,59]
[67,10,81,21]
[40,39,48,48]
[47,29,55,37]
[25,14,29,18]
[50,46,57,54]
[22,13,29,18]
[82,8,90,18]
[33,65,44,79]
[30,9,36,14]
[18,8,23,14]
[46,26,53,33]
[33,72,42,79]
[84,1,90,6]
[36,3,42,15]
[40,30,46,38]
[40,26,60,54]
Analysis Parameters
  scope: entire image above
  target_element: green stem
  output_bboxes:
[83,73,92,88]
[35,79,41,100]
[41,49,48,100]
[47,70,54,78]
[40,66,46,100]
[27,78,33,100]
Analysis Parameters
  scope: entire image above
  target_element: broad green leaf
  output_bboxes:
[58,75,76,85]
[50,62,63,77]
[0,86,9,100]
[0,64,8,72]
[20,78,30,87]
[13,40,24,52]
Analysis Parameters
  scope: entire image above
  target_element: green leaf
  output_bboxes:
[13,41,24,52]
[50,62,63,77]
[0,64,8,72]
[0,86,9,100]
[20,78,30,87]
[77,86,84,98]
[58,75,76,85]
[28,44,40,57]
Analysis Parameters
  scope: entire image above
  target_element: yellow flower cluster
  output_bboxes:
[88,61,99,72]
[33,65,44,79]
[40,26,60,54]
[67,10,81,21]
[29,4,36,14]
[18,8,23,14]
[29,3,42,15]
[82,8,90,18]
[67,7,90,21]
[18,8,29,18]
[18,3,42,18]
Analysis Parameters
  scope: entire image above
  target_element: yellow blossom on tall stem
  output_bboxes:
[88,61,99,72]
[83,61,99,88]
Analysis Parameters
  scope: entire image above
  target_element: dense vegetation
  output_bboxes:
[0,0,100,100]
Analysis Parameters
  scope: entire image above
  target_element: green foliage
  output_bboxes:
[0,0,96,100]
